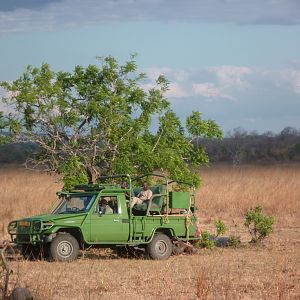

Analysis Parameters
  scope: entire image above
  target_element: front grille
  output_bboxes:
[17,234,31,243]
[18,225,31,234]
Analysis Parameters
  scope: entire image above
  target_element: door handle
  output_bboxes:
[113,219,119,222]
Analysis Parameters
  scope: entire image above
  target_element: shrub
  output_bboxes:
[214,220,227,237]
[196,221,228,249]
[196,231,215,249]
[244,205,275,242]
[228,235,241,247]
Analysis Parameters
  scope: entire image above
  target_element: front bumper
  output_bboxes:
[10,233,42,244]
[8,220,55,245]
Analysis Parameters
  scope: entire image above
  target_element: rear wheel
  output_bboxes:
[146,233,172,260]
[49,233,79,262]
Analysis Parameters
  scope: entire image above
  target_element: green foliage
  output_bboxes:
[195,208,273,250]
[0,55,223,188]
[0,112,10,145]
[0,112,5,130]
[196,231,215,249]
[196,221,227,249]
[186,111,223,139]
[214,220,227,237]
[295,143,300,153]
[228,235,241,247]
[186,111,223,174]
[58,157,89,191]
[244,205,275,242]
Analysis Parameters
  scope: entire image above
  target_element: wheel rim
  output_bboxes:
[57,241,73,258]
[155,240,168,255]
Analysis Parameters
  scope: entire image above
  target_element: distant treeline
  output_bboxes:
[0,143,37,164]
[1,126,300,165]
[198,126,300,165]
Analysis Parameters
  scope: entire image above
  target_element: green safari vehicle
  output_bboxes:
[8,174,200,261]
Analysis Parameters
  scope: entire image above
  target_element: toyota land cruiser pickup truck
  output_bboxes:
[8,174,200,261]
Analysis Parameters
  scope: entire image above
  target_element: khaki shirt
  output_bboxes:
[138,189,153,201]
[100,205,113,214]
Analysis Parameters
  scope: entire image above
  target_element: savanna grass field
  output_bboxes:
[1,164,299,299]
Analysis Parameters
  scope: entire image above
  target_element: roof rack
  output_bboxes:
[72,184,117,191]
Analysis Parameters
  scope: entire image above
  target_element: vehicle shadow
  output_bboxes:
[79,247,147,260]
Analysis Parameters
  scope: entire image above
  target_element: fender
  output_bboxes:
[146,227,176,243]
[44,227,85,249]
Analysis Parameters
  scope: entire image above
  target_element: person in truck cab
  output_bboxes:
[130,182,153,208]
[99,198,113,215]
[121,181,130,200]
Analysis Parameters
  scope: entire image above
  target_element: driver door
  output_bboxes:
[89,195,129,243]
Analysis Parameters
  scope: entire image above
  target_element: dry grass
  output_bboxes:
[0,167,62,239]
[1,164,300,299]
[7,244,300,300]
[199,164,300,228]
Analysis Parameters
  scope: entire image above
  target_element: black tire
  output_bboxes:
[49,233,79,262]
[146,233,172,260]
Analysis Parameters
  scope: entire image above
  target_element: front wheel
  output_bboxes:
[146,233,172,260]
[49,233,79,262]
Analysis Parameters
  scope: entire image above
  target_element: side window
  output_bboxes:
[97,196,119,214]
[108,196,118,214]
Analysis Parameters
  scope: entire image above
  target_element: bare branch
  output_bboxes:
[152,130,163,152]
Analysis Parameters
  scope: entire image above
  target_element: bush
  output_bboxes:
[196,231,215,249]
[228,235,241,247]
[196,221,228,249]
[244,205,275,242]
[214,220,227,237]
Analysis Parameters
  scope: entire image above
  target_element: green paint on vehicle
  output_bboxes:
[8,174,201,261]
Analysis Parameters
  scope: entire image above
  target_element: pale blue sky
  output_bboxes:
[0,0,300,134]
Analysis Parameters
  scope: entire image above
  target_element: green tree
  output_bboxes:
[0,111,11,145]
[0,55,223,188]
[0,112,6,144]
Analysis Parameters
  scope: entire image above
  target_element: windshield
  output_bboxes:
[52,194,96,214]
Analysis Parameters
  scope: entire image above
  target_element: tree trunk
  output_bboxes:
[86,165,100,184]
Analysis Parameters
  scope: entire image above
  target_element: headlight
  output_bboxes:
[8,221,17,234]
[33,221,41,232]
[19,221,30,227]
[42,221,54,230]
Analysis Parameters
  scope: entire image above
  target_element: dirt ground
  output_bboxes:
[4,225,299,300]
[1,165,300,299]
